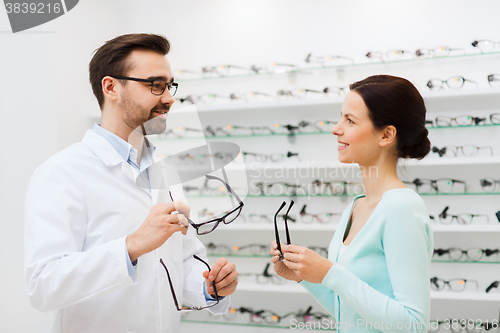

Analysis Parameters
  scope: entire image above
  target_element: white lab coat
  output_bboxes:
[24,129,230,333]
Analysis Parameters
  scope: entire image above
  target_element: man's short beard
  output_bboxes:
[118,90,168,136]
[141,115,167,135]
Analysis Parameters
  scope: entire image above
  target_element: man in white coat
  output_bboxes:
[25,33,239,333]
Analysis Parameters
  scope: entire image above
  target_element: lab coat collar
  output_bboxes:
[82,129,125,167]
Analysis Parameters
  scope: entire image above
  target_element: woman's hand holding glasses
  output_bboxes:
[272,243,333,284]
[270,241,302,283]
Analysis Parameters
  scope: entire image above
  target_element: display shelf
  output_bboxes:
[155,87,500,115]
[176,51,500,83]
[237,282,306,294]
[189,156,500,172]
[207,254,500,263]
[201,223,500,233]
[186,192,500,198]
[430,292,500,302]
[231,283,500,302]
[205,223,338,232]
[432,225,500,232]
[432,260,500,264]
[181,320,336,330]
[150,122,500,142]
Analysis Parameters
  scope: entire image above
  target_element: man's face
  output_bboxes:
[116,49,175,135]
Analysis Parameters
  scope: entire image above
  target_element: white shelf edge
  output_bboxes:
[217,223,339,232]
[236,284,500,301]
[430,291,500,302]
[432,225,500,232]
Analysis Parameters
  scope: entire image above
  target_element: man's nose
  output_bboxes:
[161,89,175,105]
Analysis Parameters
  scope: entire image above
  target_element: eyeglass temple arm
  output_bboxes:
[204,174,243,204]
[193,254,219,300]
[160,258,182,311]
[284,200,294,245]
[274,201,287,258]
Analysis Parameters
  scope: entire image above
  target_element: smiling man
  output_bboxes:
[25,33,238,333]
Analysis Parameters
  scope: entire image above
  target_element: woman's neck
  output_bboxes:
[359,159,405,204]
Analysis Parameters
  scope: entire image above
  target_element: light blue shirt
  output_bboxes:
[300,188,433,333]
[92,124,218,302]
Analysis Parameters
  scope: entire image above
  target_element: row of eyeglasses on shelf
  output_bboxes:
[433,248,500,262]
[205,242,328,257]
[182,305,330,326]
[183,178,500,197]
[430,277,500,294]
[155,114,500,140]
[175,40,500,79]
[174,74,500,105]
[429,207,500,225]
[198,205,498,226]
[199,204,341,224]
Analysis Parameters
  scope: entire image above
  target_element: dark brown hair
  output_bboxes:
[349,75,430,160]
[89,33,171,109]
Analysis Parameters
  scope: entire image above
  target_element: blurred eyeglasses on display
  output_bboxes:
[429,206,490,225]
[305,53,355,67]
[426,76,478,90]
[479,178,500,193]
[430,277,479,292]
[487,74,500,87]
[471,39,500,53]
[431,145,493,158]
[404,178,467,194]
[415,46,465,58]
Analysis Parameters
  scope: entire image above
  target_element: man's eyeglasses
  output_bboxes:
[110,75,178,96]
[274,200,294,261]
[172,174,244,235]
[159,254,219,311]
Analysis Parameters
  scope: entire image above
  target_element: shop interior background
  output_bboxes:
[1,0,499,331]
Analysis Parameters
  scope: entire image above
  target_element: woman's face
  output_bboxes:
[331,91,385,165]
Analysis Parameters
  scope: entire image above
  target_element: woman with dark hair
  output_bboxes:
[271,75,434,332]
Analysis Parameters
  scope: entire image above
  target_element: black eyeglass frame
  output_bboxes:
[172,174,244,235]
[159,254,219,311]
[110,75,178,96]
[274,201,294,261]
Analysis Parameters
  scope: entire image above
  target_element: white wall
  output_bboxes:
[1,0,499,332]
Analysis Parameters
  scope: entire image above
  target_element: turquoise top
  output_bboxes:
[301,188,433,333]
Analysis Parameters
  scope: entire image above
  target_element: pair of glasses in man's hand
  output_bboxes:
[170,174,244,235]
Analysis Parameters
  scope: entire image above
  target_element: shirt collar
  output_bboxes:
[92,124,156,169]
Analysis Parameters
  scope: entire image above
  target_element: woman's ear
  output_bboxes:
[379,125,397,148]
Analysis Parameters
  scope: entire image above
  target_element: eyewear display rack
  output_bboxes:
[91,51,500,332]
